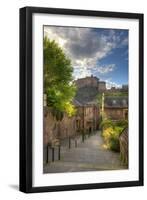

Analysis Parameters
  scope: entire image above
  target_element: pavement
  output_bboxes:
[44,131,127,173]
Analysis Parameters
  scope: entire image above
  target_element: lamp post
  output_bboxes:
[101,93,105,134]
[82,105,85,142]
[102,92,105,121]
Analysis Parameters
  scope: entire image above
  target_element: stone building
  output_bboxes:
[74,75,106,92]
[104,96,128,120]
[43,76,128,158]
[74,100,99,134]
[98,81,106,91]
[75,76,98,88]
[106,84,128,94]
[74,77,100,132]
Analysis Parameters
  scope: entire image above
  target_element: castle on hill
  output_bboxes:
[74,75,106,92]
[74,75,128,93]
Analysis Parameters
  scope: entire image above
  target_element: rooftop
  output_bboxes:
[104,96,128,108]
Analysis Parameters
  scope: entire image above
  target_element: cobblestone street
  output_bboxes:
[44,131,127,173]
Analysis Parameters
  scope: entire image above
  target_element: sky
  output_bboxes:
[44,26,128,89]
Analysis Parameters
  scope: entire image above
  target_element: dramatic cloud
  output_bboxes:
[44,26,128,84]
[44,27,125,64]
[95,64,116,74]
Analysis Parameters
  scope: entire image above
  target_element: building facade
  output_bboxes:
[43,76,128,157]
[104,96,128,120]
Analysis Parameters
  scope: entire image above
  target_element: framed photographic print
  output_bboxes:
[19,6,144,193]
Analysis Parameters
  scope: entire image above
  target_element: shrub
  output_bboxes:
[101,119,128,152]
[115,120,128,127]
[109,137,120,151]
[100,119,115,129]
[102,124,124,152]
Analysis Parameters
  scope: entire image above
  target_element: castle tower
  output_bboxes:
[98,81,106,92]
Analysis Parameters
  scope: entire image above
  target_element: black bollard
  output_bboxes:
[58,145,61,160]
[46,145,49,163]
[68,137,71,149]
[52,147,54,162]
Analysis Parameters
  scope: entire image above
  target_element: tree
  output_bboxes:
[44,36,76,118]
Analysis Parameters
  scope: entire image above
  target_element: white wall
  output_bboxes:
[0,0,146,199]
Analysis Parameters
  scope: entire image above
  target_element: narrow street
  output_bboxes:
[44,131,127,173]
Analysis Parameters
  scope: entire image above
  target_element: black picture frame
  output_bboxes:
[19,6,144,193]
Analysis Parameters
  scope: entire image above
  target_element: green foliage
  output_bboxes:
[44,36,76,118]
[102,126,123,152]
[109,137,120,151]
[115,119,128,127]
[44,36,73,89]
[110,126,124,151]
[100,119,115,129]
[101,119,127,152]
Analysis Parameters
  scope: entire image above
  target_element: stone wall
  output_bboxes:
[43,107,76,147]
[44,105,100,147]
[104,107,128,120]
[119,128,128,165]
